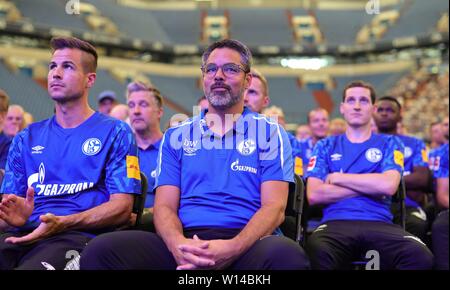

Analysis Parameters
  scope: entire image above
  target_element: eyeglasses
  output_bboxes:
[201,63,248,78]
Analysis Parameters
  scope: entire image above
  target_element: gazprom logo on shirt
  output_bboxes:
[82,138,102,156]
[365,148,383,163]
[231,159,257,174]
[27,163,94,196]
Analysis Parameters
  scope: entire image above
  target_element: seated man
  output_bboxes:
[373,96,431,242]
[430,119,449,270]
[80,39,310,270]
[0,37,141,270]
[0,89,12,170]
[126,81,165,231]
[305,80,433,270]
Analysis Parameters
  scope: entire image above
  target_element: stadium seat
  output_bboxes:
[132,172,148,228]
[0,168,4,203]
[282,174,306,244]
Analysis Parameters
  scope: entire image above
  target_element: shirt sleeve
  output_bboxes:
[305,138,330,181]
[260,124,294,183]
[104,122,141,195]
[0,131,27,196]
[380,135,404,174]
[435,145,449,178]
[154,129,182,189]
[412,138,428,167]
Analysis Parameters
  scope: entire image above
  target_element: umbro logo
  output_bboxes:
[32,145,45,154]
[331,153,342,161]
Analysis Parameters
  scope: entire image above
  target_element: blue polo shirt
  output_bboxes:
[394,135,428,208]
[0,112,141,232]
[0,132,12,169]
[155,107,294,229]
[138,139,161,208]
[305,133,404,223]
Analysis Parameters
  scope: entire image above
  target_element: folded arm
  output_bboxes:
[307,177,360,206]
[326,170,400,197]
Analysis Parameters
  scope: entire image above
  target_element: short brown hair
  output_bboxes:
[307,107,329,124]
[250,69,269,96]
[202,39,252,73]
[50,37,98,73]
[342,80,376,104]
[0,89,10,114]
[126,81,163,109]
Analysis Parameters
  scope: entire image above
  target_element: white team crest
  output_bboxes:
[365,148,383,163]
[237,139,256,156]
[404,147,412,159]
[82,138,102,156]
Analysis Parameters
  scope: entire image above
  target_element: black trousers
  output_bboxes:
[80,228,310,270]
[431,210,449,270]
[392,204,429,242]
[305,220,434,270]
[0,231,92,270]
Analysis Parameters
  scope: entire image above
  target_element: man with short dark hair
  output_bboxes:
[374,96,431,242]
[80,39,310,270]
[305,80,433,269]
[0,37,141,270]
[97,90,118,115]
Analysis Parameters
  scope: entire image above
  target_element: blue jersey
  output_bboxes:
[138,139,161,208]
[292,137,315,177]
[305,133,404,223]
[0,112,141,231]
[155,107,294,229]
[0,132,12,169]
[289,134,304,176]
[432,143,449,179]
[394,135,428,208]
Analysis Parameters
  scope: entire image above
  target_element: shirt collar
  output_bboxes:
[138,138,162,151]
[198,106,252,137]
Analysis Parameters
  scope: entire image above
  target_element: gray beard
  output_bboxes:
[206,90,242,110]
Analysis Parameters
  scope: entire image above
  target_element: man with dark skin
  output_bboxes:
[374,96,430,241]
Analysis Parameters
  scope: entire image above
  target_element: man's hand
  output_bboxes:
[177,236,240,270]
[169,235,215,270]
[5,213,66,245]
[0,187,35,227]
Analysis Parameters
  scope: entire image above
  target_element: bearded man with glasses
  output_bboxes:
[80,39,310,270]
